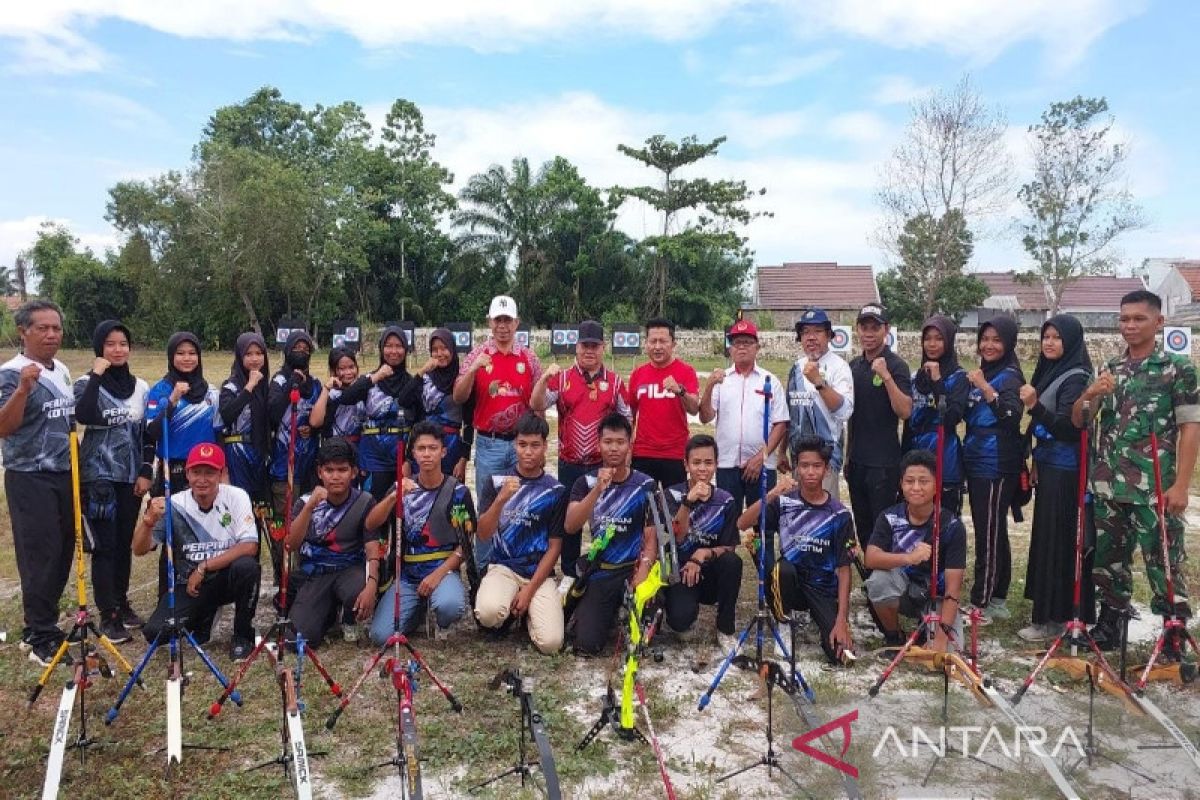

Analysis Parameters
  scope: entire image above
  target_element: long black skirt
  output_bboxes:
[1024,463,1095,624]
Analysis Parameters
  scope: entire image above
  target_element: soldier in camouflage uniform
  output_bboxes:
[1074,290,1199,657]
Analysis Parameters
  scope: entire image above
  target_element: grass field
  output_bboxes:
[0,348,1197,799]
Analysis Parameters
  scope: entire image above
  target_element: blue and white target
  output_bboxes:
[831,325,852,352]
[454,331,471,347]
[885,329,898,349]
[1165,326,1192,355]
[516,330,530,347]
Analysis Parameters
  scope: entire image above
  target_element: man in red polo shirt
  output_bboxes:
[531,319,631,576]
[453,294,542,567]
[628,317,700,488]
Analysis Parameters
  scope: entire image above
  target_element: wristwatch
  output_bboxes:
[814,381,827,390]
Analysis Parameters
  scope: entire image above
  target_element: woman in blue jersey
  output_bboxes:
[74,320,150,641]
[902,315,968,515]
[311,347,366,450]
[963,315,1026,624]
[266,330,322,589]
[143,331,220,495]
[1018,315,1094,641]
[413,328,472,480]
[338,326,423,501]
[219,332,271,503]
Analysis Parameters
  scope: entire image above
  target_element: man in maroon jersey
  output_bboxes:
[531,320,631,576]
[627,317,700,489]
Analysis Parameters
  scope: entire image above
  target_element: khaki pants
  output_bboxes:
[474,563,564,654]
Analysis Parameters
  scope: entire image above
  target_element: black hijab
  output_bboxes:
[914,315,961,394]
[164,331,208,404]
[91,319,136,400]
[428,328,461,396]
[231,332,271,453]
[977,315,1024,382]
[275,329,318,394]
[376,326,413,397]
[1030,314,1091,393]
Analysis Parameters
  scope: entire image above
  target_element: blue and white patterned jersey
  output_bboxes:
[569,469,655,582]
[0,355,74,472]
[481,472,566,578]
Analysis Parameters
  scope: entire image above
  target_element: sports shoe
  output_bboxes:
[1017,622,1062,642]
[18,630,33,652]
[342,623,362,644]
[716,631,740,656]
[120,603,146,629]
[28,639,74,668]
[987,599,1011,620]
[99,613,132,645]
[229,637,254,663]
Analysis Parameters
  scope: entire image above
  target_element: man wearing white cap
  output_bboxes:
[453,295,543,568]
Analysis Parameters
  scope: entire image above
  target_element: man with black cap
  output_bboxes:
[531,320,630,576]
[846,304,912,550]
[699,317,789,512]
[784,308,854,499]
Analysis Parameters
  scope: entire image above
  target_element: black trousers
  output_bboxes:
[291,567,368,647]
[968,475,1016,608]
[717,467,777,516]
[143,555,260,644]
[845,461,900,551]
[572,570,632,655]
[558,460,595,577]
[769,559,840,664]
[7,470,74,647]
[88,481,142,616]
[665,551,743,634]
[631,457,686,491]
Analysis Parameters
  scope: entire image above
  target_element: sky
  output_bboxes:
[1,1,1197,285]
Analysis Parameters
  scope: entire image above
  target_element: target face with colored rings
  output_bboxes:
[832,329,850,349]
[1167,329,1190,351]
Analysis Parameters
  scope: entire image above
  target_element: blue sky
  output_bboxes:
[1,1,1196,283]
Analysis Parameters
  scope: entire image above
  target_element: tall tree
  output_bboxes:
[1019,96,1145,313]
[0,265,16,297]
[612,134,767,318]
[22,222,83,298]
[876,76,1011,309]
[877,210,988,326]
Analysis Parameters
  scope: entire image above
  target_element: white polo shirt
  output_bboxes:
[710,362,789,469]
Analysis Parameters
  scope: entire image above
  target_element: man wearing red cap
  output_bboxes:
[133,442,260,661]
[700,318,789,512]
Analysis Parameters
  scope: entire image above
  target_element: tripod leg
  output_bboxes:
[325,642,390,730]
[1012,632,1066,705]
[106,637,162,724]
[27,639,74,706]
[209,622,279,718]
[176,629,241,707]
[698,621,753,710]
[302,645,343,698]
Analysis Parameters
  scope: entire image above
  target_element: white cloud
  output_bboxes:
[721,49,841,88]
[825,111,891,145]
[75,90,169,134]
[0,1,1143,74]
[871,75,932,106]
[0,215,119,275]
[794,0,1148,69]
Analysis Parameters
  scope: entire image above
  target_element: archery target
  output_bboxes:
[332,334,346,349]
[831,325,852,352]
[515,329,531,347]
[552,330,567,345]
[1165,326,1192,355]
[454,331,471,347]
[885,328,898,349]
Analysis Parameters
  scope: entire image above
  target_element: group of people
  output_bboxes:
[1,288,1194,671]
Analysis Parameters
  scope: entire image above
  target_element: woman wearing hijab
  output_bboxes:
[74,320,150,641]
[963,315,1026,624]
[338,326,424,500]
[143,331,220,495]
[902,315,969,514]
[311,347,366,449]
[413,328,473,479]
[1018,315,1094,641]
[266,329,322,590]
[219,332,271,503]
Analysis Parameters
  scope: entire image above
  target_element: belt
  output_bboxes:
[442,424,462,434]
[222,434,245,444]
[599,559,637,571]
[363,426,407,436]
[404,550,452,563]
[477,430,516,441]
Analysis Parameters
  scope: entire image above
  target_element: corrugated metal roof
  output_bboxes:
[754,262,879,309]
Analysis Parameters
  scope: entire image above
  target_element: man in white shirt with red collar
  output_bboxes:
[699,318,789,512]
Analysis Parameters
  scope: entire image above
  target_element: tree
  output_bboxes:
[53,254,136,345]
[1018,96,1145,313]
[613,135,767,319]
[22,222,83,298]
[0,265,16,297]
[876,76,1011,308]
[877,210,989,326]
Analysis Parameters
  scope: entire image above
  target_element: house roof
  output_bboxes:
[1059,275,1147,311]
[754,262,879,309]
[974,271,1146,312]
[1173,263,1200,297]
[975,272,1049,310]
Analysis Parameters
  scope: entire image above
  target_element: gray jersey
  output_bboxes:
[74,375,149,484]
[0,355,74,472]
